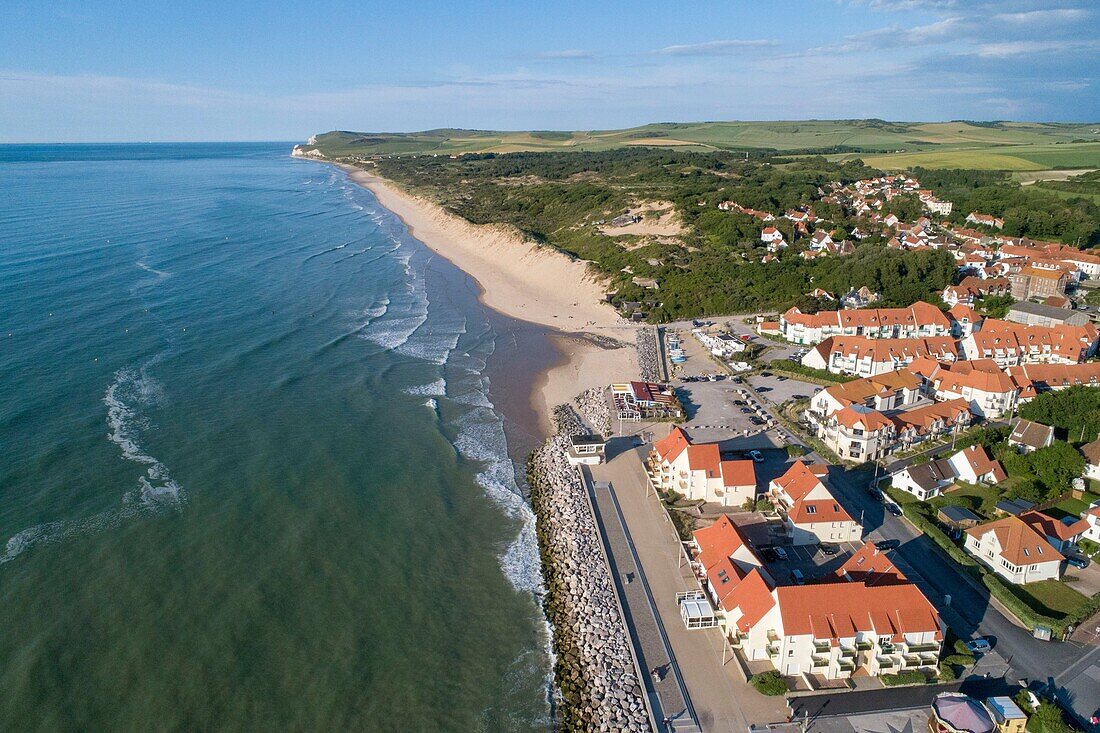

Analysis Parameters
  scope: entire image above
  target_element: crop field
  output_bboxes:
[305,120,1100,172]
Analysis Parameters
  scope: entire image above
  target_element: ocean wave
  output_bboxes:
[404,377,446,396]
[0,359,184,565]
[451,399,544,598]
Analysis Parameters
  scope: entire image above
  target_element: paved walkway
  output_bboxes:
[591,441,787,732]
[585,473,699,732]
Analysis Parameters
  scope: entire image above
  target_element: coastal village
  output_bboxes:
[527,172,1100,732]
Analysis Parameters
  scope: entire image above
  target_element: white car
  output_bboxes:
[773,547,788,560]
[748,450,764,462]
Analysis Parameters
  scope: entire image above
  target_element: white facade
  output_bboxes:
[964,531,1061,584]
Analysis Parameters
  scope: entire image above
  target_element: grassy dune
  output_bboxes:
[305,121,1100,171]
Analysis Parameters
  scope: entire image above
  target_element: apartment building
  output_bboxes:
[767,462,862,545]
[960,319,1099,367]
[778,301,951,345]
[649,426,757,507]
[1007,361,1100,401]
[801,335,958,377]
[1008,266,1067,300]
[689,521,943,681]
[907,359,1019,418]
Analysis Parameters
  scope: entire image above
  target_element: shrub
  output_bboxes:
[1029,701,1081,733]
[786,444,806,458]
[937,663,957,682]
[755,498,773,512]
[943,653,975,668]
[750,671,788,696]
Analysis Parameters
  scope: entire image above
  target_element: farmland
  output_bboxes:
[305,120,1100,171]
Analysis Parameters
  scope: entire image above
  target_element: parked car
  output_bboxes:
[791,394,808,400]
[964,638,992,655]
[886,503,904,517]
[776,376,788,382]
[866,486,884,501]
[733,399,746,406]
[740,407,753,414]
[749,417,765,426]
[875,539,900,551]
[820,543,839,556]
[791,568,806,585]
[755,386,772,393]
[760,371,773,377]
[773,547,788,560]
[748,450,764,463]
[1067,555,1090,569]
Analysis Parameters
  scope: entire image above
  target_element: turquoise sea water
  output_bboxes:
[0,144,552,731]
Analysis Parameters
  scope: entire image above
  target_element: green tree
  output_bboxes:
[1027,442,1086,497]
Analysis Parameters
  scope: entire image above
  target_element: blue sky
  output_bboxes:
[1,0,1097,142]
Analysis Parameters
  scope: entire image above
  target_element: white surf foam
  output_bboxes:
[0,359,185,565]
[404,377,447,397]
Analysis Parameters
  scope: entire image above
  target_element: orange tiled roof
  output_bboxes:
[776,583,941,641]
[965,515,1064,566]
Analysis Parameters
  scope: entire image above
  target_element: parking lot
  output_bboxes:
[674,379,787,444]
[746,372,818,406]
[760,538,865,586]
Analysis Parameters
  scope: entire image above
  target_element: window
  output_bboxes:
[806,506,817,515]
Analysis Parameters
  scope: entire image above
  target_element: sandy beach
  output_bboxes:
[338,164,638,433]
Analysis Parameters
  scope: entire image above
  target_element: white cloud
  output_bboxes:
[654,39,776,56]
[534,49,593,60]
[994,8,1088,24]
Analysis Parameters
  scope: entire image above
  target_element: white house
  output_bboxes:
[1083,438,1100,482]
[1007,419,1054,454]
[650,426,757,507]
[768,462,862,545]
[891,458,956,501]
[761,226,784,244]
[1082,502,1100,543]
[946,445,1007,485]
[964,516,1063,584]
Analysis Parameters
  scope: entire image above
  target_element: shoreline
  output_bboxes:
[333,162,638,437]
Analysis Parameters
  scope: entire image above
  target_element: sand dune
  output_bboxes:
[341,166,638,431]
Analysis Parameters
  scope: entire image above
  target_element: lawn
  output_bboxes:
[930,482,1002,519]
[863,150,1045,171]
[1044,492,1100,521]
[1006,580,1090,619]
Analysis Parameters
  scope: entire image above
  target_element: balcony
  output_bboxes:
[811,656,829,669]
[905,642,939,653]
[813,641,831,653]
[876,656,897,669]
[839,647,856,658]
[837,661,856,672]
[902,655,923,668]
[767,644,780,658]
[856,641,873,651]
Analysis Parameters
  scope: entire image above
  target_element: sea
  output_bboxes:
[0,143,559,731]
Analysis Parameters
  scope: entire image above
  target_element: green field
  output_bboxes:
[303,120,1100,171]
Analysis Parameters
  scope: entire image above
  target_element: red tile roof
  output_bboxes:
[776,583,941,641]
[965,516,1065,566]
[837,542,908,585]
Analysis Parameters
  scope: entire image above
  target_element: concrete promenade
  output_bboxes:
[585,472,699,732]
[590,440,787,732]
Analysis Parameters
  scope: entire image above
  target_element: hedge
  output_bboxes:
[764,361,850,384]
[882,670,932,686]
